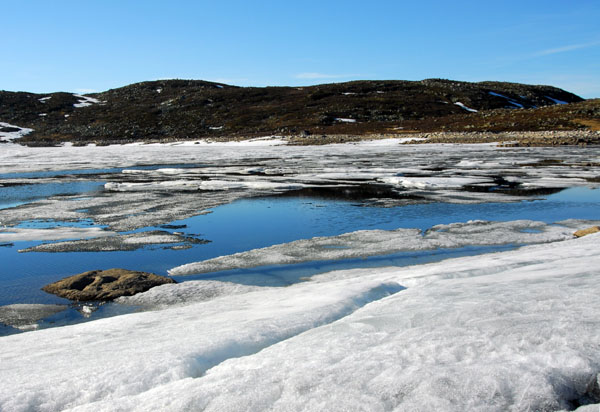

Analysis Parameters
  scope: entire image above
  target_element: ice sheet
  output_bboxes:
[168,219,577,276]
[0,142,598,233]
[1,233,599,411]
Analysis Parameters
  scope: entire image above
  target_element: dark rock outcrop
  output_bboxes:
[42,268,175,301]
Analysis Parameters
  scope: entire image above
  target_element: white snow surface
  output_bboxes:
[335,117,357,123]
[1,233,599,411]
[454,102,478,112]
[73,94,101,108]
[0,122,33,142]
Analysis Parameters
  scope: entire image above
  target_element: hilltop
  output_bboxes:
[0,78,598,145]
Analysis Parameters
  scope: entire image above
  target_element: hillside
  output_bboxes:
[0,78,597,145]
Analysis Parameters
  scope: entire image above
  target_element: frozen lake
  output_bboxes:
[0,139,599,333]
[1,139,599,411]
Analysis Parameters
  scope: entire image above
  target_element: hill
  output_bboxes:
[0,78,597,145]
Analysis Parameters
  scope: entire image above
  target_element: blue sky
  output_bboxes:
[2,0,599,97]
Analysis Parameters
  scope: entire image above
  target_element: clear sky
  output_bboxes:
[2,0,599,97]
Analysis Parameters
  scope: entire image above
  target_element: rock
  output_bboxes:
[42,268,176,301]
[574,226,600,238]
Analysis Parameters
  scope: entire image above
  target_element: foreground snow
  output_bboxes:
[1,233,599,411]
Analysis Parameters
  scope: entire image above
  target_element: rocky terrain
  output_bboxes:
[1,78,597,145]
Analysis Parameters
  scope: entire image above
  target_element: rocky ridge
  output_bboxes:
[0,78,595,145]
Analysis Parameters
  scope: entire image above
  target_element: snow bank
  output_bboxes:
[169,219,575,276]
[116,280,260,308]
[1,233,599,411]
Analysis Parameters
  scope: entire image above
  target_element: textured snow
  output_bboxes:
[454,101,478,112]
[168,219,577,276]
[116,280,260,308]
[1,233,599,411]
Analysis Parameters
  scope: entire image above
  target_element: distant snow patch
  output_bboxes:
[342,92,356,96]
[0,122,33,142]
[156,88,162,94]
[335,118,357,123]
[73,94,101,108]
[488,91,524,108]
[38,96,52,103]
[545,96,569,105]
[454,102,478,112]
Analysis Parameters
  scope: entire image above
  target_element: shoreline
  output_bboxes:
[7,129,600,147]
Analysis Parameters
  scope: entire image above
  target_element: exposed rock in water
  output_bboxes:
[574,226,600,238]
[42,268,176,301]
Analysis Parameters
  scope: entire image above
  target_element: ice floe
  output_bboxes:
[0,303,67,331]
[168,219,580,276]
[0,142,598,233]
[19,230,208,253]
[1,232,599,410]
[0,226,114,242]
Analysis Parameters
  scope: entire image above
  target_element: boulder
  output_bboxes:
[42,268,175,301]
[574,226,600,238]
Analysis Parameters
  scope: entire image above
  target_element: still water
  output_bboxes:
[1,186,599,309]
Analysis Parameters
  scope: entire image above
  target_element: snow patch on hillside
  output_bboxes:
[0,122,33,142]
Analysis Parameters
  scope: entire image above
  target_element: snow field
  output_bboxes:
[1,233,598,411]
